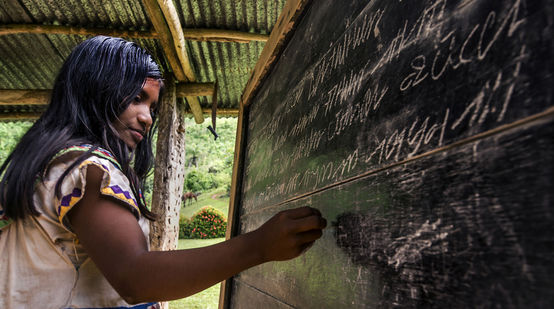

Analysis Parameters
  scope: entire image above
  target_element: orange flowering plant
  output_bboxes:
[180,206,227,239]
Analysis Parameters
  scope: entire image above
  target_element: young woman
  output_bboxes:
[0,36,326,308]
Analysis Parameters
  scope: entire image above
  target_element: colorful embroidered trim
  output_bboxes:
[56,160,111,224]
[100,184,140,217]
[54,144,121,170]
[57,188,83,222]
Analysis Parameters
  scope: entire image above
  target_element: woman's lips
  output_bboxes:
[130,129,144,143]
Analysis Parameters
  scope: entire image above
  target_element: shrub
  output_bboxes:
[184,170,217,193]
[188,206,227,239]
[179,214,194,239]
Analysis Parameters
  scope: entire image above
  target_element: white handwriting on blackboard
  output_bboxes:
[401,0,525,92]
[242,0,529,209]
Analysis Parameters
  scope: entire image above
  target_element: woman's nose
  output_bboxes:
[137,105,153,132]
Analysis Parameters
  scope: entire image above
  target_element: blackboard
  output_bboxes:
[227,0,554,307]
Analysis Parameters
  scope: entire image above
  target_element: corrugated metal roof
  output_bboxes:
[178,0,285,109]
[0,0,286,116]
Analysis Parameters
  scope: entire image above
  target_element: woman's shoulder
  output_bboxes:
[50,144,121,171]
[46,144,142,230]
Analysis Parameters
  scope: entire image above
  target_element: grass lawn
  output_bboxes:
[169,191,229,309]
[169,238,226,309]
[180,188,230,218]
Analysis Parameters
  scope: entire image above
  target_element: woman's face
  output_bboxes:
[113,78,160,149]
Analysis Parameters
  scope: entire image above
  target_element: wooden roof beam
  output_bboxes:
[0,108,237,121]
[182,28,268,43]
[1,85,219,105]
[0,112,42,122]
[142,0,186,81]
[0,24,156,39]
[143,0,204,124]
[0,24,268,43]
[176,82,215,97]
[0,89,50,105]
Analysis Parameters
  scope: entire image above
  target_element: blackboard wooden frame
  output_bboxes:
[219,1,312,308]
[221,0,554,307]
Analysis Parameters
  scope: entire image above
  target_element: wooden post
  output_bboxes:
[149,78,186,309]
[150,78,186,251]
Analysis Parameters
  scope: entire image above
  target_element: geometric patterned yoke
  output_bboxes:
[0,144,159,308]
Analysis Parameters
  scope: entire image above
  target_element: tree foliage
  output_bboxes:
[182,117,237,193]
[0,121,33,167]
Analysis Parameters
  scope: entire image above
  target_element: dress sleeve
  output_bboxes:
[55,155,141,231]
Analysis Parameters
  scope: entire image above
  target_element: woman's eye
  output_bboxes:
[134,96,141,102]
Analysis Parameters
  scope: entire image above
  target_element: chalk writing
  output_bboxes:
[400,0,525,92]
[242,0,530,210]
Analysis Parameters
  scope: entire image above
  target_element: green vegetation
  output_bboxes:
[180,187,230,218]
[181,206,227,239]
[169,238,225,309]
[143,117,237,208]
[0,121,33,166]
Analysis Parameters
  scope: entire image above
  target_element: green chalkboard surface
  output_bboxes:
[228,0,554,307]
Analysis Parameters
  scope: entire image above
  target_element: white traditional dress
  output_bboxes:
[0,145,160,309]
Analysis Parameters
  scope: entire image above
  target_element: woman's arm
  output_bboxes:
[68,166,327,304]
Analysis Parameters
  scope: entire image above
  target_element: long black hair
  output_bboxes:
[0,36,163,221]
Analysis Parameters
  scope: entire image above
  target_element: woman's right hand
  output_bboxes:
[251,206,327,262]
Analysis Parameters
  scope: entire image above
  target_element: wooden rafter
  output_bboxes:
[1,86,217,104]
[0,88,237,120]
[176,82,215,97]
[0,108,237,121]
[0,112,42,121]
[0,24,268,43]
[0,89,50,105]
[143,0,187,81]
[156,0,195,81]
[143,0,205,124]
[182,28,268,43]
[0,24,157,39]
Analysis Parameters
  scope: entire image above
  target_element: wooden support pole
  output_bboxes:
[0,24,157,38]
[149,79,186,252]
